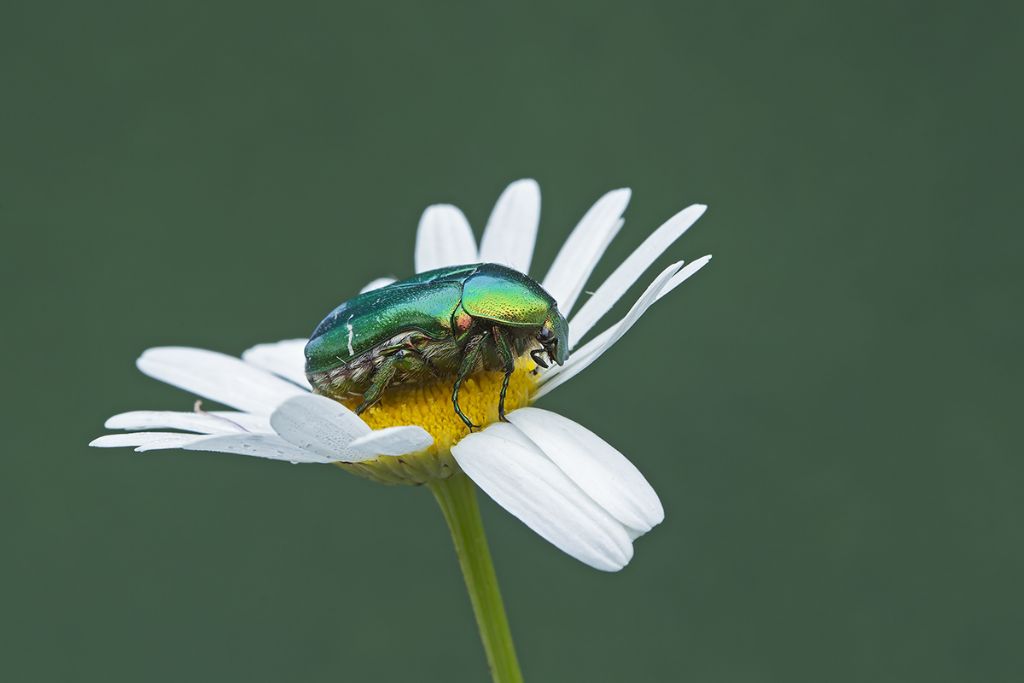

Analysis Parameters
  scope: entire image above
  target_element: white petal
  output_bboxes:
[541,188,630,315]
[242,339,311,389]
[415,204,478,273]
[592,256,710,355]
[90,432,201,450]
[483,419,659,536]
[347,426,434,458]
[568,204,706,348]
[360,277,397,293]
[90,430,326,463]
[209,411,274,433]
[658,254,712,298]
[180,433,329,463]
[505,408,663,533]
[104,410,253,435]
[478,179,540,274]
[137,347,306,414]
[269,394,372,461]
[536,255,712,397]
[475,421,538,449]
[452,432,634,571]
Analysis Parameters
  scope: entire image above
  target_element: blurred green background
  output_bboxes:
[3,1,1021,681]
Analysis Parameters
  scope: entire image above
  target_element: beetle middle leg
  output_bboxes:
[491,325,516,422]
[452,332,486,430]
[354,347,427,413]
[355,353,402,414]
[406,335,443,380]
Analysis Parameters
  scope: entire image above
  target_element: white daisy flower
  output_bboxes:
[91,179,710,572]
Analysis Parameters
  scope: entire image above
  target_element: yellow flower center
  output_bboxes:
[334,359,538,485]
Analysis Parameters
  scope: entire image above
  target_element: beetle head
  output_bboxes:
[533,308,569,368]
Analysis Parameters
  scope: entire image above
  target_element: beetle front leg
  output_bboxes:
[452,332,486,431]
[491,326,516,422]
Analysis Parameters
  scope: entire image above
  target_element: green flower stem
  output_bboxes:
[429,472,524,683]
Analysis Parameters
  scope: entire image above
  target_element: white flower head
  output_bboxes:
[92,179,710,571]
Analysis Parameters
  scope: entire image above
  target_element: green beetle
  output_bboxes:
[305,263,569,429]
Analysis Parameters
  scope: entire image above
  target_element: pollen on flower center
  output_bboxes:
[333,359,538,485]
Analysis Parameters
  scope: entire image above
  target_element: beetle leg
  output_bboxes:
[491,326,516,422]
[356,353,402,414]
[407,336,443,379]
[452,332,486,431]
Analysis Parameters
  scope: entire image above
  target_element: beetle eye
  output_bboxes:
[537,327,553,343]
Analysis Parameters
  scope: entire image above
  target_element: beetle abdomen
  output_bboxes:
[308,331,463,400]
